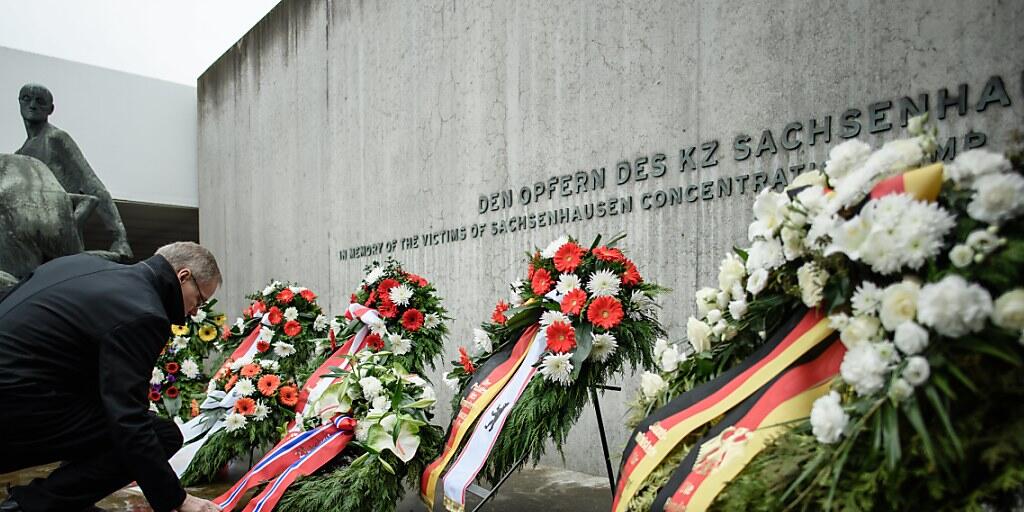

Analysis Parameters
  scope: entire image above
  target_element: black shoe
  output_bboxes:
[0,496,22,512]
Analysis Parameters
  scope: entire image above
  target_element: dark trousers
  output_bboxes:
[0,396,183,512]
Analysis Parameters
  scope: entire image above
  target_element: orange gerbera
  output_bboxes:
[621,259,642,286]
[560,289,587,316]
[240,363,261,378]
[234,397,256,416]
[545,321,577,353]
[587,296,624,330]
[531,268,553,295]
[553,242,586,273]
[299,289,317,302]
[258,374,281,396]
[276,288,295,304]
[593,246,626,263]
[459,346,475,374]
[278,385,299,407]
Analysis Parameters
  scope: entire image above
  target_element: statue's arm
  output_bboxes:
[56,134,132,257]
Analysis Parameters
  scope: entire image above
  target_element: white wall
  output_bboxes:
[0,46,197,207]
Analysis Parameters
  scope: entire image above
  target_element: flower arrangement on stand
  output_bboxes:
[617,118,1024,511]
[421,234,665,511]
[150,300,226,422]
[177,280,332,486]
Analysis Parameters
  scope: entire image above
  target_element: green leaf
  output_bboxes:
[924,385,964,458]
[904,399,937,466]
[883,403,902,470]
[378,456,395,475]
[569,324,594,380]
[961,339,1023,366]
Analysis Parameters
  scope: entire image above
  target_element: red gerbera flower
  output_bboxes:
[300,289,317,302]
[234,397,256,415]
[364,290,378,307]
[165,362,180,374]
[251,300,267,316]
[377,278,400,294]
[224,375,239,392]
[256,340,271,353]
[531,268,553,295]
[401,308,425,331]
[554,242,586,273]
[587,296,624,330]
[366,333,385,350]
[283,320,302,337]
[491,300,510,325]
[241,363,261,378]
[276,288,295,304]
[459,346,476,374]
[378,298,398,318]
[278,385,299,407]
[545,322,577,353]
[406,273,428,287]
[149,390,161,402]
[258,374,281,396]
[266,306,283,326]
[165,386,180,399]
[593,246,626,263]
[561,289,587,316]
[621,260,642,286]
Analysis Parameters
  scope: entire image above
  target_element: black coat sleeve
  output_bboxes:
[97,315,186,512]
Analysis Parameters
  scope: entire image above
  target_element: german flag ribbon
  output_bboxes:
[420,324,541,509]
[869,162,943,202]
[654,339,845,511]
[612,308,833,512]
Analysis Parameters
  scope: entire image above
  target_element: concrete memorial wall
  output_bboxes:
[198,0,1024,475]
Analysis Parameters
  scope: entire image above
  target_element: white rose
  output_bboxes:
[902,356,930,386]
[993,289,1024,331]
[718,254,747,292]
[918,275,993,337]
[968,172,1024,225]
[796,262,828,308]
[640,372,667,399]
[686,317,713,354]
[695,287,719,317]
[712,320,727,337]
[810,391,848,444]
[888,378,914,402]
[840,343,890,396]
[949,244,974,268]
[728,299,748,321]
[660,346,682,373]
[746,268,769,296]
[839,315,881,347]
[748,190,789,240]
[879,280,920,331]
[706,309,723,324]
[893,322,929,355]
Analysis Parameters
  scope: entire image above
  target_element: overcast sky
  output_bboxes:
[0,0,283,86]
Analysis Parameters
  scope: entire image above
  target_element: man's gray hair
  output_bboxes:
[156,241,222,286]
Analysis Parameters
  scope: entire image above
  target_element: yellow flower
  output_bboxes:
[212,314,227,327]
[198,325,218,342]
[171,324,190,336]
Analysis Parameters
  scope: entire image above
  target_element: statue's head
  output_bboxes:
[19,84,54,123]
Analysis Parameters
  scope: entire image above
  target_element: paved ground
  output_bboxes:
[1,462,613,511]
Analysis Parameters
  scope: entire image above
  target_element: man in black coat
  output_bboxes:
[0,242,223,512]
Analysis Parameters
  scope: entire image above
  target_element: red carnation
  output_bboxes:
[545,322,577,353]
[378,298,398,318]
[278,386,299,407]
[300,289,317,302]
[561,289,587,316]
[587,296,624,330]
[234,397,256,415]
[621,260,642,286]
[593,246,626,263]
[401,308,425,331]
[283,320,302,337]
[266,306,283,325]
[366,333,385,350]
[554,242,586,273]
[165,386,180,399]
[165,362,180,374]
[377,278,400,294]
[459,346,476,374]
[531,268,553,295]
[149,390,161,402]
[491,301,510,325]
[251,300,267,316]
[256,340,271,353]
[276,288,295,304]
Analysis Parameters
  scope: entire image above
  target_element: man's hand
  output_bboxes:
[175,493,221,512]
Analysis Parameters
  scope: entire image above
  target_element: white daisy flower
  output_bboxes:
[423,313,441,329]
[262,284,276,296]
[253,401,269,421]
[313,314,328,332]
[589,332,618,363]
[389,284,414,306]
[539,353,574,385]
[224,413,247,432]
[180,359,200,379]
[363,266,385,285]
[234,378,255,397]
[172,336,188,351]
[540,310,570,327]
[283,307,299,322]
[273,341,296,358]
[851,282,883,317]
[586,269,621,298]
[555,274,583,294]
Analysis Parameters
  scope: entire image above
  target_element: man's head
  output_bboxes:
[155,241,222,316]
[19,84,54,123]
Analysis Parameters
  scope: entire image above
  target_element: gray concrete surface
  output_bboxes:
[196,0,1024,477]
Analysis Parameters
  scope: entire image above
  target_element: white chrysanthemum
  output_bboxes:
[539,353,574,385]
[796,185,829,216]
[889,378,914,402]
[993,289,1024,331]
[640,371,667,399]
[191,309,207,323]
[150,368,164,385]
[556,273,582,294]
[313,314,328,332]
[917,275,993,337]
[879,280,920,331]
[283,307,299,322]
[810,391,848,444]
[472,329,492,353]
[840,343,890,396]
[389,284,414,306]
[259,359,280,372]
[590,332,618,363]
[949,244,974,268]
[172,336,188,351]
[330,317,342,333]
[234,378,255,397]
[253,401,270,421]
[181,359,200,379]
[745,239,785,273]
[902,356,930,386]
[848,194,956,275]
[359,376,383,398]
[263,284,276,296]
[695,287,719,317]
[946,149,1011,184]
[273,341,295,358]
[628,290,657,320]
[224,413,247,432]
[586,269,621,298]
[687,317,713,353]
[806,211,840,248]
[369,318,389,337]
[824,139,872,184]
[728,299,748,321]
[748,190,789,240]
[851,282,883,317]
[894,321,929,355]
[363,266,385,285]
[831,138,924,208]
[718,253,747,293]
[370,395,391,414]
[745,268,769,296]
[780,226,805,261]
[968,172,1024,225]
[423,313,441,329]
[797,262,828,308]
[839,315,881,348]
[828,215,872,261]
[542,236,569,258]
[540,310,570,327]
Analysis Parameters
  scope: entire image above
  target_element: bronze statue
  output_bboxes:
[15,84,132,259]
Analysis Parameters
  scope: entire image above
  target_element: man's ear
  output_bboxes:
[47,103,55,115]
[177,268,190,284]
